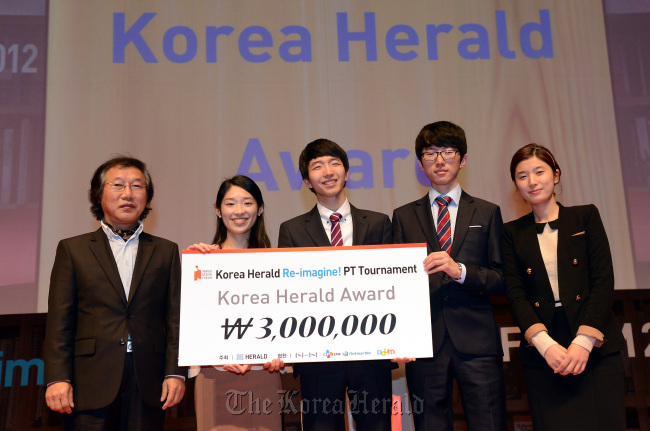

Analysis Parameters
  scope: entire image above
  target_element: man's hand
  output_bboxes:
[161,377,185,410]
[423,251,461,278]
[45,381,74,414]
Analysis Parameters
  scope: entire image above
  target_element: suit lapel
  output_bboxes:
[303,205,331,246]
[523,213,555,300]
[129,232,155,303]
[414,194,440,253]
[350,204,368,246]
[555,203,571,293]
[450,191,474,260]
[89,228,128,305]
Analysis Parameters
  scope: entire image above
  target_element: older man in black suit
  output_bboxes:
[392,122,506,431]
[44,156,185,430]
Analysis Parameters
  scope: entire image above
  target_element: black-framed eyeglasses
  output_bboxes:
[421,149,459,161]
[105,182,146,193]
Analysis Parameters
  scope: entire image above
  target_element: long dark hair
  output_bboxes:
[212,175,271,249]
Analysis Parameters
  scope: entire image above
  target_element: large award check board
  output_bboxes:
[179,244,433,365]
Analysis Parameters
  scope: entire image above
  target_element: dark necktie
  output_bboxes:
[435,196,452,253]
[330,213,343,246]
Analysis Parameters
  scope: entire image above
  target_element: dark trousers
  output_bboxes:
[406,336,506,431]
[65,353,165,431]
[299,362,393,431]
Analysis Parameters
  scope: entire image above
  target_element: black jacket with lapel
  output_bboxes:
[502,204,625,365]
[278,204,395,375]
[392,191,505,356]
[44,228,183,411]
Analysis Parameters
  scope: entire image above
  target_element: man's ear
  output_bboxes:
[459,154,468,169]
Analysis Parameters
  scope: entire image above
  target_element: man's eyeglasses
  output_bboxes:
[105,182,146,193]
[421,149,459,161]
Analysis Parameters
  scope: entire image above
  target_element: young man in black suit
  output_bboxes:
[278,138,395,431]
[392,122,506,431]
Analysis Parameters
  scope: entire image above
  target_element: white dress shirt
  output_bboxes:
[317,198,353,246]
[101,220,143,353]
[101,220,142,301]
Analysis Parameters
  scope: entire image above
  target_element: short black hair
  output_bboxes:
[298,139,349,194]
[415,121,467,162]
[89,156,153,221]
[510,143,561,182]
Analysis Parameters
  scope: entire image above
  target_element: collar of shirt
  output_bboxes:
[317,198,353,246]
[317,198,351,222]
[428,184,462,239]
[100,220,143,301]
[101,220,144,244]
[428,184,462,210]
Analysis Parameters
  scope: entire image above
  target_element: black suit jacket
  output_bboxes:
[278,203,397,375]
[392,191,505,356]
[501,204,625,365]
[44,228,183,411]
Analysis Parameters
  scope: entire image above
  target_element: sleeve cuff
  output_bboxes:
[577,325,605,347]
[165,374,186,381]
[572,334,596,353]
[46,380,71,387]
[524,323,548,344]
[187,366,200,379]
[453,263,467,284]
[531,330,557,357]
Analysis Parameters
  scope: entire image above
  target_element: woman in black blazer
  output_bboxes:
[501,144,626,430]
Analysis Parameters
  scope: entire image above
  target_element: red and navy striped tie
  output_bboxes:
[330,212,343,246]
[435,196,452,253]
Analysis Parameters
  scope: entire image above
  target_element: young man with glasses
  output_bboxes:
[392,121,506,430]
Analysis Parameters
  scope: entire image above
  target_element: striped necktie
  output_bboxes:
[435,196,452,253]
[329,213,343,246]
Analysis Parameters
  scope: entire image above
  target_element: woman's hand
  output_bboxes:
[223,364,252,375]
[543,344,567,371]
[263,358,285,372]
[185,242,217,253]
[556,344,590,376]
